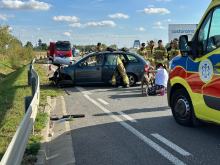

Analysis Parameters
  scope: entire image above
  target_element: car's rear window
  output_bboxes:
[55,42,71,51]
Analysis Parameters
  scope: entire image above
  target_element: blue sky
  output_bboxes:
[0,0,212,47]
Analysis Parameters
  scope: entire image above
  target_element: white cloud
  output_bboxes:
[143,7,170,15]
[0,0,51,10]
[136,27,146,32]
[63,32,71,37]
[85,20,116,28]
[53,16,79,23]
[69,23,82,28]
[0,14,8,20]
[153,21,166,29]
[108,13,129,19]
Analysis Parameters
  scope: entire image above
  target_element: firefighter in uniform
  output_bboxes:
[145,40,155,65]
[154,40,168,67]
[168,40,181,61]
[112,56,130,88]
[96,42,102,52]
[137,43,148,60]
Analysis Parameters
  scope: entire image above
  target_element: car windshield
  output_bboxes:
[55,42,71,51]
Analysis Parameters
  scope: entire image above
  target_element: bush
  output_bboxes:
[25,135,42,155]
[0,25,34,70]
[6,42,34,69]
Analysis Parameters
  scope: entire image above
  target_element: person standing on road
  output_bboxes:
[112,56,130,88]
[147,63,168,96]
[137,43,148,60]
[154,40,168,67]
[168,39,181,61]
[146,40,155,65]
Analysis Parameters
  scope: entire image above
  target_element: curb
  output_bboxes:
[35,96,55,165]
[46,96,76,165]
[36,96,76,165]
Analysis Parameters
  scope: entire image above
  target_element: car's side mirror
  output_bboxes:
[179,35,191,55]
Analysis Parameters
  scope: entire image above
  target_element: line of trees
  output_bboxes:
[0,25,34,69]
[24,39,48,51]
[74,44,118,52]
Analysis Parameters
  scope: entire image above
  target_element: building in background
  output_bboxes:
[168,24,197,42]
[133,40,141,49]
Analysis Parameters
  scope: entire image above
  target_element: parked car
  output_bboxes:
[50,51,150,86]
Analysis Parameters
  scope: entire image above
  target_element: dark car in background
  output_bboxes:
[51,51,149,86]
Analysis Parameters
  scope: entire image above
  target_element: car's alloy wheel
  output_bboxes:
[128,74,136,86]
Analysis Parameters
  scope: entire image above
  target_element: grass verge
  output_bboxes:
[23,64,63,164]
[0,66,31,159]
[0,59,14,81]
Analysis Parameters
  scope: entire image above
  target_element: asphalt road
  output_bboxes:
[63,86,220,165]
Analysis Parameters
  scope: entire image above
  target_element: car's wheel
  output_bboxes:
[53,70,61,87]
[127,73,137,86]
[171,88,199,126]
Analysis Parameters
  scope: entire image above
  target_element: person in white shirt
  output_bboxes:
[148,63,168,96]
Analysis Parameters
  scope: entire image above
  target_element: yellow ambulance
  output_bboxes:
[168,0,220,126]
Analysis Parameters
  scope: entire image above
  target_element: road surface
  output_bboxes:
[62,86,220,165]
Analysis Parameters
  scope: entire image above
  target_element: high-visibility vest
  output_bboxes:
[137,48,148,60]
[168,48,181,61]
[154,47,168,63]
[145,46,154,60]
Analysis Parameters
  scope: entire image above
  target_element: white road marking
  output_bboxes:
[117,111,137,123]
[81,92,186,165]
[97,98,109,105]
[151,133,191,156]
[60,96,70,132]
[76,86,92,95]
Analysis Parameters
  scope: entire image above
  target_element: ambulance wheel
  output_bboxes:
[171,88,199,126]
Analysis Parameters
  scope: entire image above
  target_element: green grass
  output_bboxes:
[34,112,48,133]
[26,135,42,155]
[23,64,63,163]
[35,64,63,107]
[0,59,14,80]
[0,66,31,159]
[0,62,63,161]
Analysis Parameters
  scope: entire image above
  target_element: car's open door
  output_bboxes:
[102,53,118,84]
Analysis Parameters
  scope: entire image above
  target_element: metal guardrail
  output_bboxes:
[0,59,40,165]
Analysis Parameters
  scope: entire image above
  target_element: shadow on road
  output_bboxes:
[93,106,170,117]
[49,115,220,165]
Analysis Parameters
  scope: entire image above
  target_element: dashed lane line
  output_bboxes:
[97,98,137,122]
[117,111,137,123]
[81,92,186,165]
[151,133,191,156]
[97,98,109,105]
